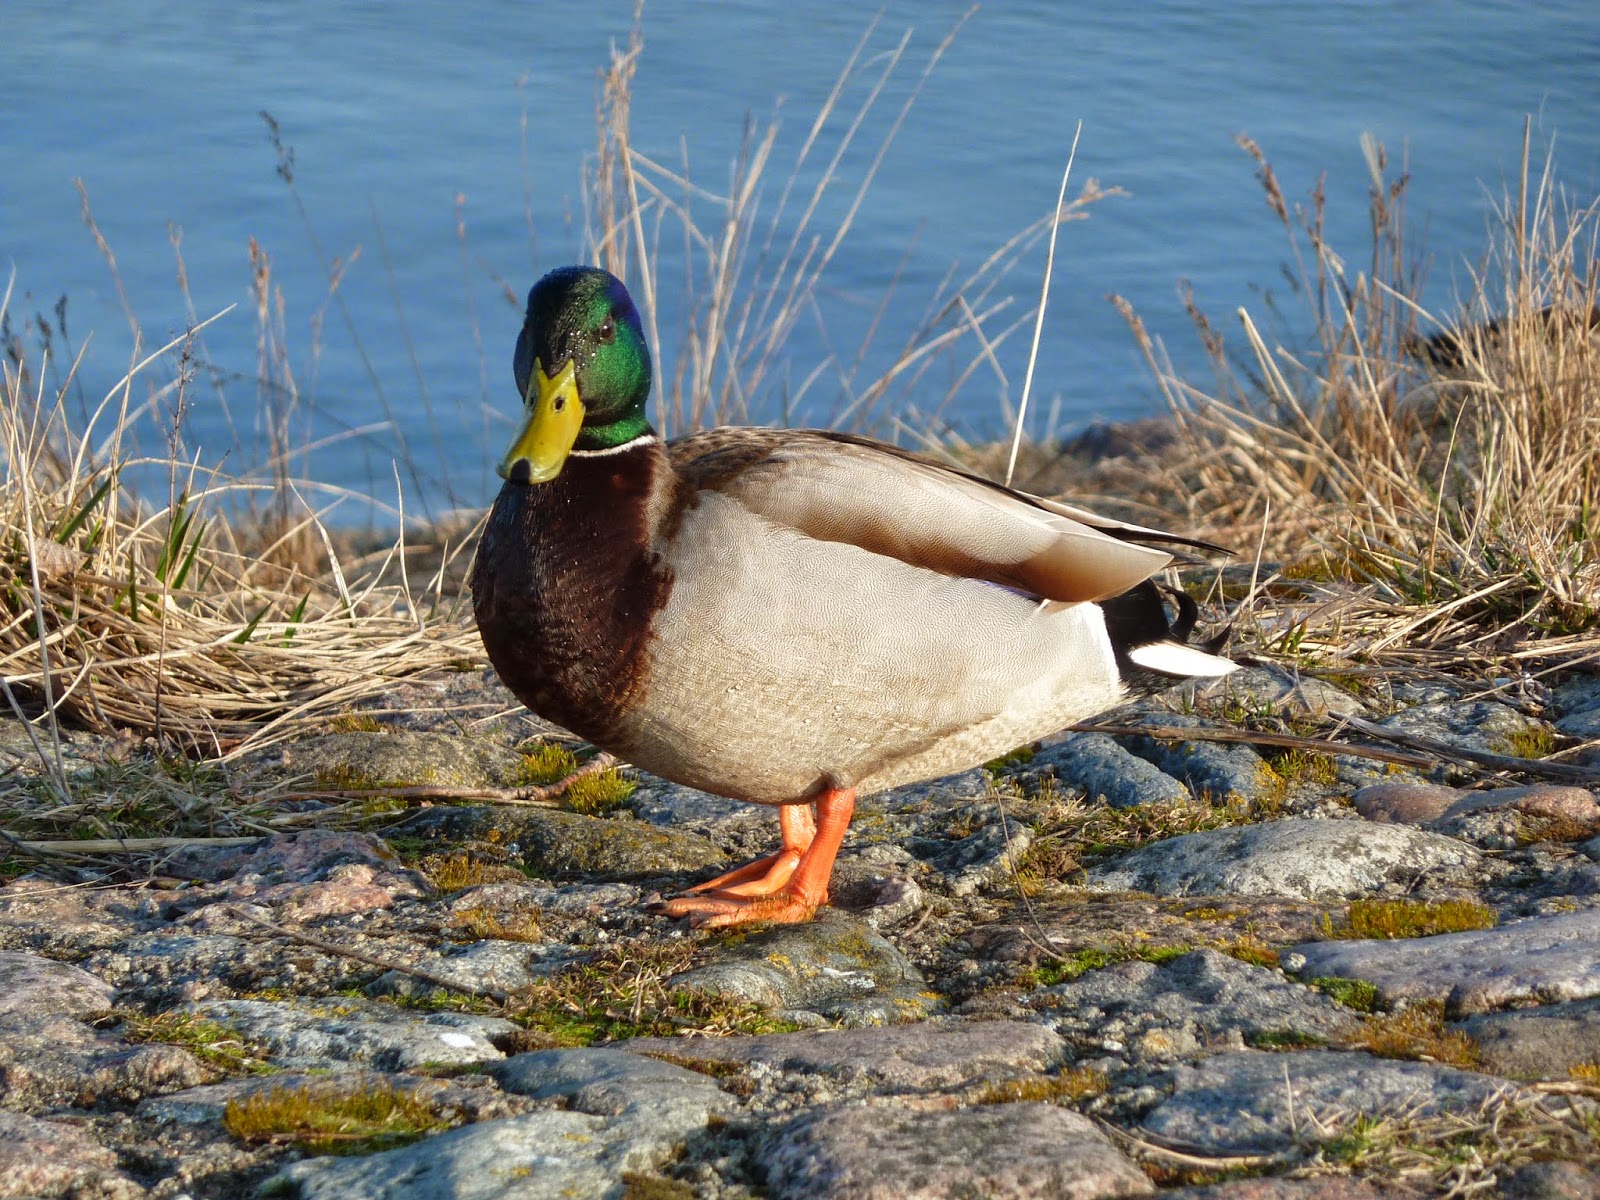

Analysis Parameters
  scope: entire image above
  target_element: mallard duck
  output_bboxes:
[471,266,1235,928]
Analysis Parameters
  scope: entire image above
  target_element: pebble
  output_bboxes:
[6,661,1600,1197]
[1351,781,1461,824]
[1086,817,1480,900]
[625,1020,1065,1091]
[765,1102,1154,1200]
[1115,713,1277,803]
[668,910,937,1025]
[1374,699,1554,757]
[0,950,117,1018]
[1454,995,1600,1078]
[1025,731,1191,808]
[1142,1049,1515,1153]
[186,997,518,1070]
[1030,948,1360,1058]
[1289,908,1600,1013]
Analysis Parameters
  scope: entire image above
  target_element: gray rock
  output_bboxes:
[368,939,565,1001]
[1086,818,1480,901]
[1501,1160,1600,1199]
[625,1019,1065,1091]
[163,828,404,883]
[0,1011,209,1113]
[930,812,1033,897]
[1185,664,1367,720]
[189,997,517,1070]
[393,805,726,883]
[670,910,935,1025]
[1454,996,1600,1079]
[1116,713,1275,803]
[272,1108,679,1200]
[1375,700,1552,757]
[0,950,116,1018]
[1165,1180,1402,1199]
[1351,782,1461,824]
[0,1109,143,1200]
[828,862,925,928]
[278,729,526,790]
[766,1102,1154,1200]
[1032,949,1359,1059]
[1425,785,1600,850]
[1289,908,1600,1013]
[492,1047,734,1136]
[1141,1049,1514,1153]
[1028,732,1191,808]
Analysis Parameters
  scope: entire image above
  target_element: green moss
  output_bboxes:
[975,1066,1108,1105]
[223,1079,453,1154]
[511,742,580,786]
[508,943,804,1046]
[562,767,636,815]
[1504,727,1556,759]
[621,1172,697,1200]
[1246,1029,1326,1049]
[1323,898,1496,940]
[984,744,1037,773]
[120,1011,276,1076]
[327,713,384,734]
[1310,976,1380,1013]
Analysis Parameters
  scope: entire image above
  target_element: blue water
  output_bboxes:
[4,2,1598,522]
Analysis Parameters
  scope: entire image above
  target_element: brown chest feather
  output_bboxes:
[470,452,673,744]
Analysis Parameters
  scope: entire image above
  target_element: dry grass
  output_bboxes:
[1118,124,1600,671]
[0,281,478,769]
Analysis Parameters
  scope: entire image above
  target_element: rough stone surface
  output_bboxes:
[0,1109,143,1200]
[1501,1160,1600,1199]
[7,660,1600,1199]
[0,1011,210,1113]
[670,911,936,1024]
[0,950,116,1018]
[1455,996,1600,1078]
[1183,664,1368,720]
[393,804,727,882]
[491,1046,734,1138]
[1351,782,1461,824]
[277,729,526,790]
[188,997,518,1070]
[1289,908,1600,1013]
[1116,713,1276,803]
[765,1102,1155,1200]
[1031,949,1360,1060]
[626,1020,1065,1091]
[1087,818,1480,900]
[272,1108,677,1200]
[1024,732,1191,808]
[1374,699,1553,757]
[1142,1049,1515,1152]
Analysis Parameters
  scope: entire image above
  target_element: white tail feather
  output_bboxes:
[1127,641,1237,678]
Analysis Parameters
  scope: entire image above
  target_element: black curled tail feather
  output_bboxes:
[1098,581,1233,696]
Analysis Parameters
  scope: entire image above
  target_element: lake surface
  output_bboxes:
[4,1,1599,522]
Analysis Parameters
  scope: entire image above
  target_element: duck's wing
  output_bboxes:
[666,429,1215,603]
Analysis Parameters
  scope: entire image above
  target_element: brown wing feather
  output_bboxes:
[661,428,1210,604]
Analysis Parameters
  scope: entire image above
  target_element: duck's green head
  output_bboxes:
[499,266,653,484]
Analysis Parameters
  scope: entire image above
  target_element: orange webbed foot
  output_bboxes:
[651,788,854,930]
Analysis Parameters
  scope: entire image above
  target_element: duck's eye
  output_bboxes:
[597,317,616,344]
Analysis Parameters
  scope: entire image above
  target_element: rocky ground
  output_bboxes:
[3,661,1600,1199]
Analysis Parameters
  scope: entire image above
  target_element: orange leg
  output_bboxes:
[654,788,854,928]
[680,803,817,897]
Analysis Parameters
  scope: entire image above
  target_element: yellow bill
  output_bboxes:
[497,359,584,484]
